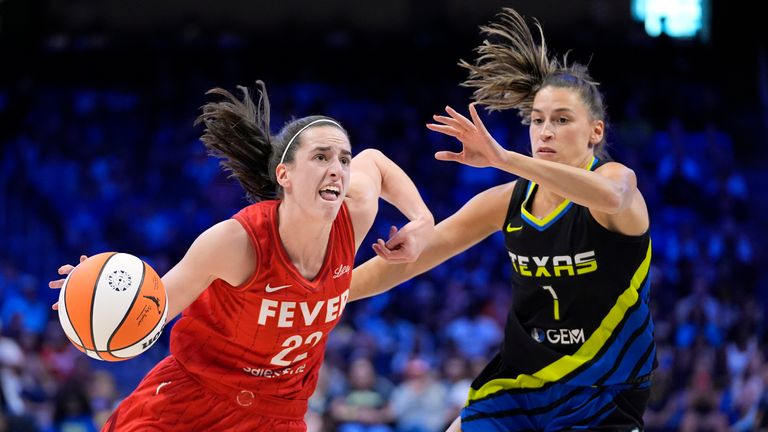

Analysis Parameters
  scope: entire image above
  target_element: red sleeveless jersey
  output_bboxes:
[170,200,354,419]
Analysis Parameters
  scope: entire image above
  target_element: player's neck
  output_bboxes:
[529,185,566,219]
[277,202,333,280]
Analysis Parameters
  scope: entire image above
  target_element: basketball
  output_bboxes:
[57,252,168,361]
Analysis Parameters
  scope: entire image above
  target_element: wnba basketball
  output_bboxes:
[57,252,168,361]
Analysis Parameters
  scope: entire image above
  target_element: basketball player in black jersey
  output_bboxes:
[351,8,655,431]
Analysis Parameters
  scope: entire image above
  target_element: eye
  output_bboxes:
[557,117,570,124]
[314,154,327,161]
[340,157,351,165]
[531,118,544,125]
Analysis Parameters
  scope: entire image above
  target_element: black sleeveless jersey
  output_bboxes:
[496,157,655,388]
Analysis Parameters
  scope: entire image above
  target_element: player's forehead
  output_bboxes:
[532,87,587,114]
[297,126,351,154]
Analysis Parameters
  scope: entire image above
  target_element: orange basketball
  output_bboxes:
[57,252,168,361]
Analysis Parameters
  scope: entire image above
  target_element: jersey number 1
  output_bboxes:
[542,285,560,321]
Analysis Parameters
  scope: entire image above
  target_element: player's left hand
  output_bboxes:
[427,102,507,168]
[372,215,434,263]
[48,255,88,310]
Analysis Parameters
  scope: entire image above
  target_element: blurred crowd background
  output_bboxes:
[2,1,768,431]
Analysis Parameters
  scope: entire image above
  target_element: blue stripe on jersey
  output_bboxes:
[463,385,588,422]
[564,277,653,386]
[521,201,575,231]
[461,380,636,432]
[595,314,652,385]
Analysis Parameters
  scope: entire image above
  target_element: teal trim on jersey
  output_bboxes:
[467,240,652,400]
[519,157,598,232]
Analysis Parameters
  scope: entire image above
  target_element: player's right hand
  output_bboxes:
[49,255,88,310]
[427,103,507,169]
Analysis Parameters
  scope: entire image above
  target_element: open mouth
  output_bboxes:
[319,185,341,201]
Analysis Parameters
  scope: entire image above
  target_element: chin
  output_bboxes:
[316,199,343,219]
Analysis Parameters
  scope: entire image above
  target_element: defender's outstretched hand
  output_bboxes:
[48,255,88,310]
[427,103,507,168]
[372,215,433,264]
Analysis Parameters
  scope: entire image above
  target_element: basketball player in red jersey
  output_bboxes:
[49,81,434,431]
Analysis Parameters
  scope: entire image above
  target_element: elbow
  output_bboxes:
[603,183,637,214]
[604,172,638,214]
[602,192,625,214]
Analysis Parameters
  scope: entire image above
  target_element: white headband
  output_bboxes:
[279,119,343,165]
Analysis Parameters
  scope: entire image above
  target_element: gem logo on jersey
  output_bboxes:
[332,264,351,279]
[531,327,586,345]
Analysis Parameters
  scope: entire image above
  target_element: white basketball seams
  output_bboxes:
[110,309,166,358]
[58,268,83,347]
[57,252,168,361]
[92,253,145,351]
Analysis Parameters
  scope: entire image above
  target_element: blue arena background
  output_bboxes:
[1,1,767,431]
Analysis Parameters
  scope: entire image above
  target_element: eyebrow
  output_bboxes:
[313,146,352,156]
[531,108,576,114]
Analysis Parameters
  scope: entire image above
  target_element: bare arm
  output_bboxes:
[429,104,648,236]
[48,219,255,321]
[499,156,648,235]
[349,181,514,302]
[345,148,434,261]
[163,219,254,320]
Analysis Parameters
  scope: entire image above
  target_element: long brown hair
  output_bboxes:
[461,8,610,159]
[195,81,348,202]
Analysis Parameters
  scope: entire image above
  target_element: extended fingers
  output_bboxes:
[432,114,465,129]
[468,102,488,133]
[426,123,462,138]
[372,239,394,260]
[384,226,400,248]
[434,151,462,162]
[445,106,475,130]
[374,246,414,263]
[373,237,415,263]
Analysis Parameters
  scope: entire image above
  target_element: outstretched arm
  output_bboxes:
[345,148,434,262]
[50,219,255,322]
[428,103,648,236]
[349,181,513,302]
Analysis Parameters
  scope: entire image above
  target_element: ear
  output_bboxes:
[589,120,605,145]
[275,163,290,189]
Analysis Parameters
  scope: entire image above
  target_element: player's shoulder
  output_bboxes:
[195,219,250,252]
[474,180,517,203]
[594,160,636,177]
[455,181,517,229]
